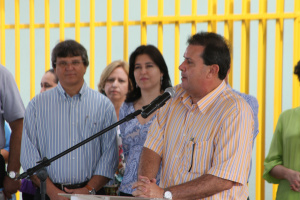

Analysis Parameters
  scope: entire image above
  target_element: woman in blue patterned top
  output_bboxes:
[119,45,172,196]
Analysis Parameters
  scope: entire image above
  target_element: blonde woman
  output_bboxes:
[98,60,132,120]
[98,60,132,195]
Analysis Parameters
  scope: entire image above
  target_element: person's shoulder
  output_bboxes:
[85,87,105,98]
[275,107,300,127]
[85,87,114,106]
[222,87,253,111]
[120,101,133,112]
[231,89,258,111]
[280,106,300,118]
[0,64,9,74]
[0,65,14,83]
[28,87,57,105]
[232,89,258,104]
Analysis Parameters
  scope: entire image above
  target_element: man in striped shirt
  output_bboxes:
[21,40,118,200]
[132,32,254,200]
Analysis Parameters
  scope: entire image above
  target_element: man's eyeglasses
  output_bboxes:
[55,60,83,68]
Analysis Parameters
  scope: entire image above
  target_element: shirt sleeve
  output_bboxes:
[93,102,118,179]
[20,99,44,171]
[263,113,283,184]
[207,103,254,186]
[2,68,25,123]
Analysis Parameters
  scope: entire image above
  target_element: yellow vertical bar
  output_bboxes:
[89,0,95,89]
[224,0,233,86]
[141,0,147,45]
[272,0,284,198]
[191,0,197,35]
[45,0,50,71]
[107,0,112,64]
[123,0,129,61]
[29,0,35,99]
[293,0,300,108]
[256,1,267,200]
[75,0,80,42]
[15,0,20,89]
[174,0,180,85]
[0,0,5,65]
[240,0,250,94]
[157,0,163,52]
[16,192,20,200]
[59,0,65,41]
[208,0,217,32]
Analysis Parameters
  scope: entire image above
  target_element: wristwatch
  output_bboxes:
[163,190,173,199]
[7,171,19,179]
[84,184,96,195]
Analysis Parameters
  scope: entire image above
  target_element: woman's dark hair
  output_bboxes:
[126,45,172,102]
[187,32,231,80]
[51,40,89,68]
[294,60,300,81]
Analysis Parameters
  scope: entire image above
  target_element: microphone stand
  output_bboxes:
[17,109,142,199]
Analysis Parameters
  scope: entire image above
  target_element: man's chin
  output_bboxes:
[181,82,188,90]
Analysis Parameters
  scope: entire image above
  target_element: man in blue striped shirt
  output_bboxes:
[21,40,118,200]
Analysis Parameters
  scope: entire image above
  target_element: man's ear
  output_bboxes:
[207,64,219,78]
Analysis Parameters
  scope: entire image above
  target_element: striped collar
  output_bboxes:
[56,81,87,100]
[180,80,227,114]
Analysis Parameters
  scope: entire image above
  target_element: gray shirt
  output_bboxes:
[0,64,25,149]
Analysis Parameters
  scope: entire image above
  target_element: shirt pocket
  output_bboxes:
[182,140,209,174]
[83,117,99,137]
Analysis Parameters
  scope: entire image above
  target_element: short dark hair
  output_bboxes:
[187,32,231,80]
[126,45,172,102]
[294,60,300,81]
[51,40,89,68]
[46,69,59,83]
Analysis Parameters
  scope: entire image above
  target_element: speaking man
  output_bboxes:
[132,32,254,200]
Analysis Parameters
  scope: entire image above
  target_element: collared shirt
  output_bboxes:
[21,82,118,184]
[145,81,254,200]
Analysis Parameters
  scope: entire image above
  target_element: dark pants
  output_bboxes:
[22,192,35,200]
[34,186,105,200]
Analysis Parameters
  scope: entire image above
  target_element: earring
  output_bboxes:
[136,84,139,88]
[160,76,163,85]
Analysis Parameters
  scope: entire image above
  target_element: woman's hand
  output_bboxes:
[286,170,300,192]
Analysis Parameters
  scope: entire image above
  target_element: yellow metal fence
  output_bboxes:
[0,1,300,200]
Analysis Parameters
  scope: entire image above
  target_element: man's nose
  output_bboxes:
[179,62,185,71]
[65,62,75,70]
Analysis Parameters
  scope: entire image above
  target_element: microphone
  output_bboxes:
[141,87,175,118]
